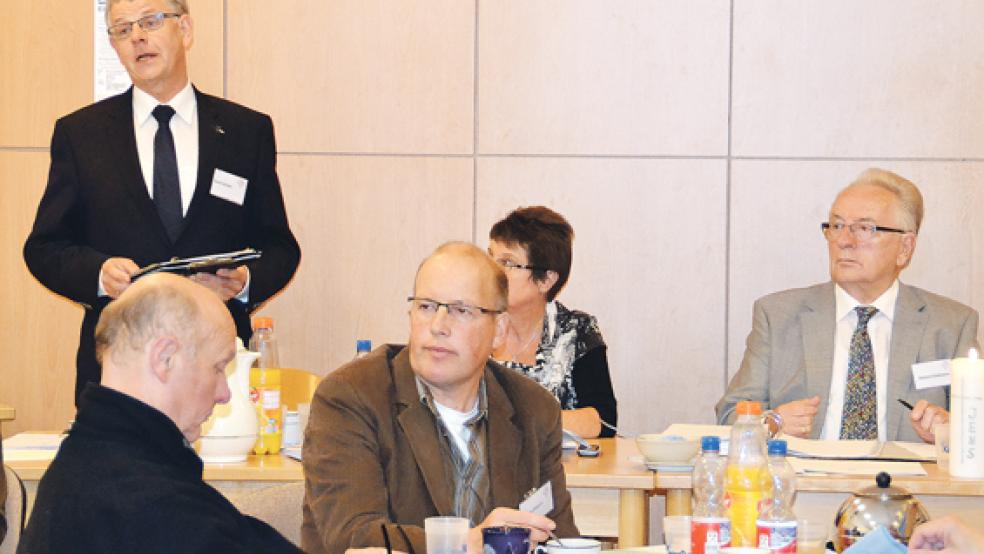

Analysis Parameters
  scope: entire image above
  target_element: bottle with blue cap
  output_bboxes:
[354,339,372,359]
[755,439,797,553]
[692,435,731,554]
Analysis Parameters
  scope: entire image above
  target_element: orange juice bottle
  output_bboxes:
[249,317,282,455]
[725,401,768,546]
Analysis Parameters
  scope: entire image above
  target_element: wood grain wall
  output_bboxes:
[3,1,984,444]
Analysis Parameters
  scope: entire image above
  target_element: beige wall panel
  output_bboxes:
[476,158,727,435]
[478,0,730,156]
[256,155,474,377]
[728,161,984,379]
[732,0,984,158]
[185,0,225,97]
[226,1,474,154]
[0,152,81,437]
[0,2,92,147]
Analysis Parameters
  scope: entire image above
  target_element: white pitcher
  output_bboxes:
[199,338,260,463]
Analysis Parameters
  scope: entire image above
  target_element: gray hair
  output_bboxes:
[415,241,509,312]
[106,0,189,23]
[845,168,924,233]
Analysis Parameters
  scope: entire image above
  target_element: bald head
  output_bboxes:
[415,242,508,312]
[95,272,230,368]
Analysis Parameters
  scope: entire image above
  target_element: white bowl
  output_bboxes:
[635,434,699,464]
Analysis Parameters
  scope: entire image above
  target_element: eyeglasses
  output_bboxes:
[107,12,181,40]
[407,296,502,324]
[821,221,909,242]
[494,259,541,272]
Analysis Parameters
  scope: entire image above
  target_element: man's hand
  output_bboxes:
[189,266,248,301]
[100,257,140,298]
[910,399,949,444]
[467,508,556,554]
[775,396,821,438]
[909,515,984,553]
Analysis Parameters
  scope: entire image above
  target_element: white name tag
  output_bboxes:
[519,480,554,516]
[210,169,248,206]
[912,359,951,390]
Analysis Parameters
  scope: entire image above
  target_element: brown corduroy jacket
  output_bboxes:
[301,344,578,554]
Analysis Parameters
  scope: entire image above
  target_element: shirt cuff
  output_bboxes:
[235,267,251,303]
[97,269,108,297]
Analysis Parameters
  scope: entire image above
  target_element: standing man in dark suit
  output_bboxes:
[23,0,300,404]
[716,169,979,443]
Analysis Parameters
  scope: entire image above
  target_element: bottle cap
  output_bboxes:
[767,439,787,456]
[252,316,274,331]
[700,436,720,452]
[735,400,762,416]
[356,339,372,353]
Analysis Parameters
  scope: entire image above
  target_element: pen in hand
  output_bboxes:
[897,398,914,411]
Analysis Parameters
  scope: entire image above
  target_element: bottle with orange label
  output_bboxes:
[725,400,768,547]
[249,316,282,455]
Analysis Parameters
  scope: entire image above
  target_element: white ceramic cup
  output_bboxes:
[425,516,469,554]
[540,538,602,554]
[663,515,692,554]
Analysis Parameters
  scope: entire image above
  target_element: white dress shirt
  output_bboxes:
[434,399,480,462]
[820,280,899,442]
[132,81,198,215]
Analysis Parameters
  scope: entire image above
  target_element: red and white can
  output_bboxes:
[756,520,797,553]
[691,517,731,554]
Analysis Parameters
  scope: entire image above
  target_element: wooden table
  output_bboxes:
[657,463,984,522]
[0,403,14,436]
[7,435,655,546]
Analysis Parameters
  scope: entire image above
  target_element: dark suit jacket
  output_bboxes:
[23,86,300,403]
[716,281,980,442]
[300,345,579,554]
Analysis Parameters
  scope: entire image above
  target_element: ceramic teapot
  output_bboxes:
[198,338,260,463]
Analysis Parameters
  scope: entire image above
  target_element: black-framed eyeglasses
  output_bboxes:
[494,259,542,272]
[821,221,909,242]
[407,296,502,324]
[107,12,181,40]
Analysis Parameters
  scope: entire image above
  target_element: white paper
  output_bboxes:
[94,0,132,101]
[787,458,926,476]
[893,441,937,460]
[911,359,951,390]
[2,432,65,450]
[519,480,554,516]
[781,436,879,459]
[210,169,249,206]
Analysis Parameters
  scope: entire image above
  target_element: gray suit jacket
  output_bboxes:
[300,345,578,554]
[716,282,979,442]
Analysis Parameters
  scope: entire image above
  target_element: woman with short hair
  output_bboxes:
[489,206,617,438]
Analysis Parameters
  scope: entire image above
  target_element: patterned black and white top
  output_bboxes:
[495,301,618,436]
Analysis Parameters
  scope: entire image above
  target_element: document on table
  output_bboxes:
[781,436,880,458]
[2,432,65,461]
[788,458,927,476]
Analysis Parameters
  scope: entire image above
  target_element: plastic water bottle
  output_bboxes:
[691,436,731,554]
[249,316,282,455]
[354,339,372,359]
[725,400,768,547]
[756,439,797,553]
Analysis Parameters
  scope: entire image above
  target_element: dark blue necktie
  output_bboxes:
[151,105,183,243]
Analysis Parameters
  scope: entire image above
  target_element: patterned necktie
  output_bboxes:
[151,105,183,243]
[840,306,879,440]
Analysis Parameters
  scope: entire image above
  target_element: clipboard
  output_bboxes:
[131,248,262,281]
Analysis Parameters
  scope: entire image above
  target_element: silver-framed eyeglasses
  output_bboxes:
[494,259,542,272]
[107,12,181,40]
[407,296,502,324]
[821,221,909,242]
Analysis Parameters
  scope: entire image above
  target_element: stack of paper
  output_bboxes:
[2,432,64,462]
[788,458,927,476]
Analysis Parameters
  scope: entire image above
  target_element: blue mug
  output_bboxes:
[483,526,532,554]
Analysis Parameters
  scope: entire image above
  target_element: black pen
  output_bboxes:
[897,398,914,411]
[381,523,393,554]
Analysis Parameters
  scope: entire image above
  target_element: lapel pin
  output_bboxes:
[214,124,225,135]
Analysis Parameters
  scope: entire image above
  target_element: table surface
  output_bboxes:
[656,461,984,496]
[0,403,13,422]
[7,435,655,490]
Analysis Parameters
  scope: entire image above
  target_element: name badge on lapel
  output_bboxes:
[210,169,248,206]
[911,359,951,390]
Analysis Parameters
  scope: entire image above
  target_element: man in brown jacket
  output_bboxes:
[301,242,578,554]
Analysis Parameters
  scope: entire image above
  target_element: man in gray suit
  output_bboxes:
[717,168,979,443]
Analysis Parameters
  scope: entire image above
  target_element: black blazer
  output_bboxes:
[23,86,301,403]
